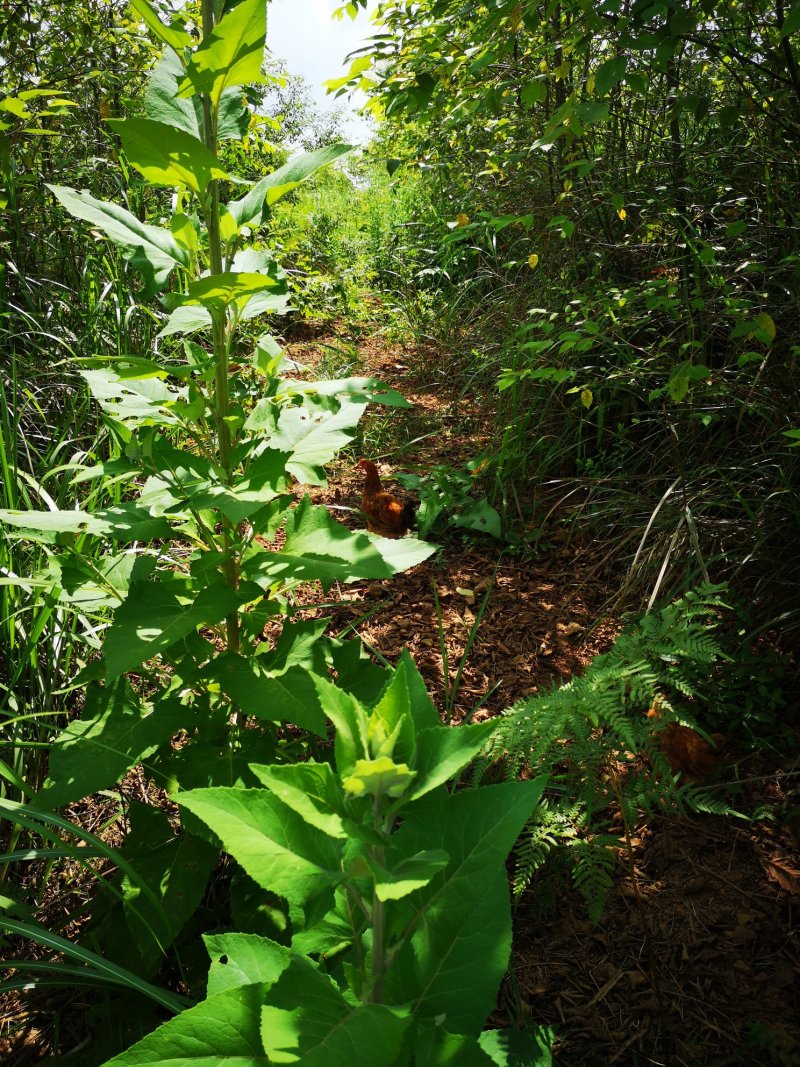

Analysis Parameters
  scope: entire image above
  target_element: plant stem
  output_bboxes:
[200,0,240,659]
[369,791,386,1003]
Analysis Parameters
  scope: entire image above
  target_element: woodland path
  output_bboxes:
[3,327,796,1067]
[286,323,800,1067]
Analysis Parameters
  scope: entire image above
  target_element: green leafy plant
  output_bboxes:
[95,652,550,1066]
[0,0,436,997]
[0,0,435,811]
[487,584,736,921]
[396,461,503,540]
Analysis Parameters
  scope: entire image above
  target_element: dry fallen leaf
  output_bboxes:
[762,855,800,895]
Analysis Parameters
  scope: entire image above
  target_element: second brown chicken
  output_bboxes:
[648,701,724,782]
[356,458,417,538]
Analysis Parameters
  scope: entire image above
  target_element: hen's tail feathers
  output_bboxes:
[402,499,418,531]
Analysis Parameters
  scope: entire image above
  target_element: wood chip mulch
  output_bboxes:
[2,322,797,1067]
[286,324,800,1067]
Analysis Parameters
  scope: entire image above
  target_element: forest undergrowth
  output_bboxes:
[2,1,800,1065]
[278,323,800,1067]
[4,313,799,1066]
[194,312,800,1067]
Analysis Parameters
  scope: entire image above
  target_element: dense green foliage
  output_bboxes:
[334,0,800,616]
[0,0,796,1063]
[489,584,736,920]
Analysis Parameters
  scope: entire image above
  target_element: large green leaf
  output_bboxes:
[370,849,450,902]
[242,498,436,592]
[157,303,213,338]
[121,803,218,972]
[204,932,292,997]
[257,617,329,675]
[178,0,267,107]
[175,271,284,312]
[107,118,235,192]
[146,50,249,141]
[156,288,291,337]
[310,677,366,779]
[249,762,346,839]
[227,143,353,227]
[104,578,257,680]
[204,654,327,735]
[102,984,270,1066]
[47,185,188,296]
[47,551,156,610]
[163,736,273,793]
[385,779,547,1034]
[141,444,290,525]
[37,682,188,808]
[274,399,366,484]
[130,0,192,52]
[410,720,498,801]
[329,637,389,705]
[393,648,440,732]
[0,503,172,542]
[177,787,343,905]
[80,368,187,427]
[246,394,366,484]
[368,660,415,764]
[261,958,411,1066]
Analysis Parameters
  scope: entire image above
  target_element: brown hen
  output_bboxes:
[647,702,724,782]
[356,459,417,538]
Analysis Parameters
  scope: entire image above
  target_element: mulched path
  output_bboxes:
[2,322,798,1066]
[287,323,800,1067]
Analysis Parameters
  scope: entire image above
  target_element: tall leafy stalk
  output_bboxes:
[0,2,437,1021]
[199,0,239,656]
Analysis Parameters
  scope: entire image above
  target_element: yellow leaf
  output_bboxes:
[528,253,539,269]
[456,212,470,227]
[511,1,523,29]
[756,312,776,342]
[563,179,573,193]
[581,388,593,409]
[343,757,415,799]
[618,208,627,221]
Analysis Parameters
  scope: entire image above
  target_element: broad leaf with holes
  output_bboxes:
[242,497,436,591]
